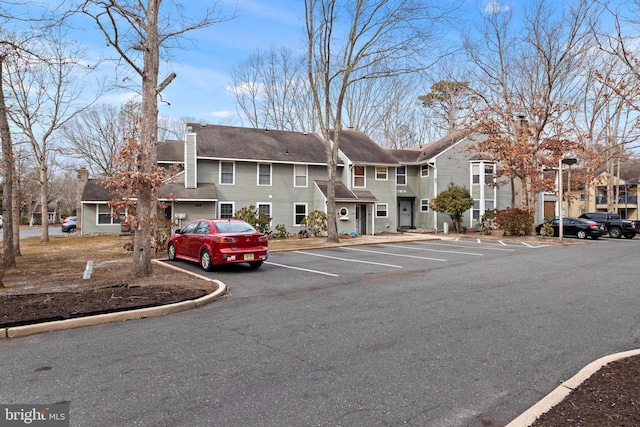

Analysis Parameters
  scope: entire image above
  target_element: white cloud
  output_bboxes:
[484,0,510,14]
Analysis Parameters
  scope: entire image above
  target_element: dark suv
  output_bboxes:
[578,212,637,239]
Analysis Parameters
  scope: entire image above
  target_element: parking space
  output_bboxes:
[172,239,563,298]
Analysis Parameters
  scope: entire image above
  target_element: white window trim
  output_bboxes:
[96,203,123,225]
[219,201,235,219]
[420,164,430,178]
[294,202,308,226]
[420,199,429,212]
[375,166,388,181]
[353,165,366,188]
[219,161,235,185]
[397,166,407,186]
[294,164,308,188]
[375,203,389,218]
[257,163,272,186]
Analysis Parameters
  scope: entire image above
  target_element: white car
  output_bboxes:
[0,215,3,229]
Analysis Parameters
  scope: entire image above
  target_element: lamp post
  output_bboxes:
[558,157,577,241]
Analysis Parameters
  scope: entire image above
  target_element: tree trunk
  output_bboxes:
[40,164,50,243]
[0,56,16,271]
[131,0,160,278]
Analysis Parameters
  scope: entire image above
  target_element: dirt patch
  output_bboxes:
[0,234,215,327]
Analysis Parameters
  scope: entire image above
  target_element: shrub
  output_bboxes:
[477,209,497,235]
[494,208,535,236]
[233,205,272,234]
[271,224,289,239]
[301,210,327,237]
[430,182,474,232]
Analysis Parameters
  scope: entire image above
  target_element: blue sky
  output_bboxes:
[74,0,311,124]
[8,0,613,126]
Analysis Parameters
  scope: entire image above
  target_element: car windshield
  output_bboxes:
[216,222,256,233]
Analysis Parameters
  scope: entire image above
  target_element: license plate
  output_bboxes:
[244,253,254,260]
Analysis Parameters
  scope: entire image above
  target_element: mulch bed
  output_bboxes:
[1,284,207,328]
[531,355,640,426]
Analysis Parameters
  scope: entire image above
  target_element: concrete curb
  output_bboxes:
[506,348,640,426]
[1,260,226,339]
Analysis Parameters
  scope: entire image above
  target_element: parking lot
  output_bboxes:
[3,235,640,426]
[169,237,570,298]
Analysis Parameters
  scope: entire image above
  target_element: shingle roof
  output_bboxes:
[159,182,217,201]
[81,179,113,202]
[81,179,217,202]
[417,129,471,162]
[314,180,378,202]
[387,148,422,164]
[158,140,184,163]
[187,123,331,164]
[617,159,640,184]
[334,129,399,165]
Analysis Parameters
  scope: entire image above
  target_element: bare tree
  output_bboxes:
[61,104,127,176]
[229,46,315,131]
[305,0,453,241]
[465,0,598,215]
[79,0,231,278]
[4,26,98,243]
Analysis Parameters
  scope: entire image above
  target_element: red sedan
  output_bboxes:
[167,219,268,271]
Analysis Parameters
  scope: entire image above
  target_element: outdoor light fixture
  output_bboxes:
[558,158,578,241]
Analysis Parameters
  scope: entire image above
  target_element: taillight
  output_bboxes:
[257,235,268,243]
[219,237,238,243]
[589,224,599,229]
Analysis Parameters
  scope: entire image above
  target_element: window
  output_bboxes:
[353,166,365,187]
[220,202,234,219]
[484,164,495,184]
[98,204,123,224]
[420,199,429,212]
[294,164,308,187]
[375,203,388,218]
[420,164,429,177]
[220,161,234,185]
[182,222,198,234]
[397,166,407,185]
[195,221,209,234]
[294,203,307,226]
[257,203,272,226]
[472,200,481,220]
[258,163,271,186]
[472,163,480,184]
[375,166,388,180]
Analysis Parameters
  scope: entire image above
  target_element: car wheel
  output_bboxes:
[69,227,76,234]
[609,227,622,238]
[200,249,214,272]
[540,228,547,236]
[167,243,177,261]
[249,261,263,269]
[577,230,586,239]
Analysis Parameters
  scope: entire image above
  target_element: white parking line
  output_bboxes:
[385,244,484,256]
[293,251,403,268]
[418,242,516,252]
[265,261,339,277]
[342,246,447,262]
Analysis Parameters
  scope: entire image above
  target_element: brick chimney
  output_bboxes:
[77,168,89,232]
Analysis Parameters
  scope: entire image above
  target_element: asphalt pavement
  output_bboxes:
[1,234,639,426]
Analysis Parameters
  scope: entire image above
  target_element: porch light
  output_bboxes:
[558,158,578,241]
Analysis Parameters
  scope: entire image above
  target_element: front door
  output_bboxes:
[399,200,412,228]
[356,204,367,235]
